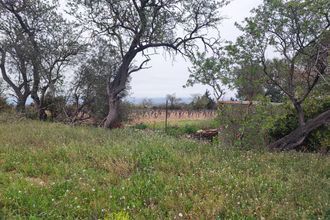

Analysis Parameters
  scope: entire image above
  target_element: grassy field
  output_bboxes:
[0,117,329,219]
[131,119,219,136]
[146,119,218,129]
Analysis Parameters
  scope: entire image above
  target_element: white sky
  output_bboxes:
[129,0,263,99]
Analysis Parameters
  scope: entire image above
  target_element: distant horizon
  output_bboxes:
[5,95,235,106]
[126,95,235,105]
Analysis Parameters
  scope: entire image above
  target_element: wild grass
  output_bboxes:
[0,118,329,219]
[144,119,218,129]
[132,119,219,138]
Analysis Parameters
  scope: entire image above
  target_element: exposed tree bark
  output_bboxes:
[292,99,305,126]
[103,94,120,128]
[268,109,330,150]
[103,56,132,128]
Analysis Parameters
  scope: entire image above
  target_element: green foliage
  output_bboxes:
[0,118,329,218]
[43,95,67,121]
[235,0,329,104]
[186,52,231,100]
[134,119,219,136]
[165,124,199,137]
[117,101,134,124]
[234,64,265,101]
[190,90,216,110]
[269,97,330,152]
[217,97,280,149]
[70,39,128,121]
[132,123,148,130]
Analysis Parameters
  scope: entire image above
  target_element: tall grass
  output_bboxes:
[0,118,329,219]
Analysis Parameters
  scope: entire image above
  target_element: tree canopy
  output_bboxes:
[68,0,229,127]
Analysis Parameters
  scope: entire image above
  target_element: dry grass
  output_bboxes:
[129,109,216,124]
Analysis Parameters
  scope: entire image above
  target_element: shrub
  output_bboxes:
[0,96,10,112]
[183,124,199,134]
[268,96,330,152]
[117,101,134,124]
[133,123,148,130]
[24,105,39,120]
[216,97,280,149]
[43,95,67,121]
[165,125,182,137]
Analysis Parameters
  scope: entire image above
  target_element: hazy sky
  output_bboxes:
[129,0,263,99]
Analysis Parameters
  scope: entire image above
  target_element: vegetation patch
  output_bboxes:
[0,120,329,219]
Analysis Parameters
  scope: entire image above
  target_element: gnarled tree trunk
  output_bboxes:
[103,94,120,128]
[292,100,305,127]
[102,53,134,128]
[268,109,330,150]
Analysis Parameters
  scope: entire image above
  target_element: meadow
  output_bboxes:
[0,115,329,219]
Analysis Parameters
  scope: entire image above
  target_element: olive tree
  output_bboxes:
[185,47,279,102]
[0,2,32,112]
[186,51,231,101]
[68,39,123,123]
[0,0,82,118]
[69,0,229,128]
[237,0,329,150]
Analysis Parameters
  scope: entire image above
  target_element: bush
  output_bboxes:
[183,124,199,134]
[43,95,67,121]
[117,101,134,124]
[133,123,148,130]
[0,96,10,112]
[165,124,200,137]
[24,105,39,120]
[216,97,280,149]
[217,96,329,152]
[268,96,330,152]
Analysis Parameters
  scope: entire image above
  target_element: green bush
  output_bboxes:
[216,95,329,152]
[217,97,277,149]
[268,96,330,152]
[183,124,199,134]
[165,124,200,137]
[117,101,134,124]
[165,125,182,137]
[132,123,148,130]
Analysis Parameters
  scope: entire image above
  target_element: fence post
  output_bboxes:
[165,99,168,133]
